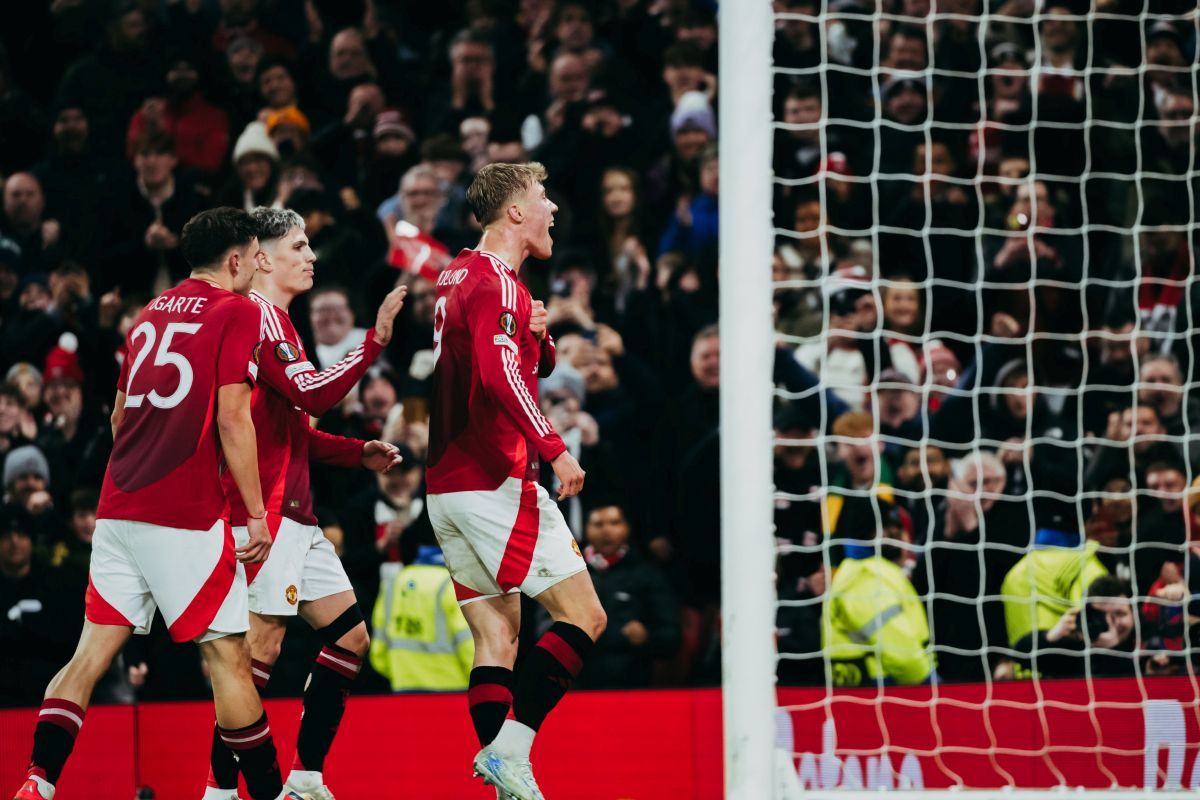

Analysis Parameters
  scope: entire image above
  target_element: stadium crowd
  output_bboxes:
[0,0,1196,708]
[772,0,1200,686]
[0,0,717,706]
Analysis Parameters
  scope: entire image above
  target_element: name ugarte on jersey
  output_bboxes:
[437,267,469,287]
[147,295,209,315]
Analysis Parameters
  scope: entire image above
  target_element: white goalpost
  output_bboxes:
[722,1,1200,797]
[718,1,780,799]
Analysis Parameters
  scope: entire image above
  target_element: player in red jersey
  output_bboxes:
[426,163,606,800]
[201,207,407,800]
[12,208,302,800]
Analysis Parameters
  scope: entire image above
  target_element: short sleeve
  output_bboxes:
[215,299,261,388]
[117,348,131,393]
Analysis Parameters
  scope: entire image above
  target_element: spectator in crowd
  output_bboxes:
[308,286,368,369]
[110,131,207,295]
[824,409,896,538]
[0,505,83,706]
[1,173,61,276]
[218,120,279,210]
[571,503,680,688]
[125,51,230,176]
[1011,577,1139,679]
[823,497,933,687]
[1001,496,1109,652]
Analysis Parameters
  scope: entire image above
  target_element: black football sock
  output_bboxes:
[209,661,270,791]
[292,644,362,773]
[28,698,86,785]
[218,713,282,800]
[512,621,593,732]
[468,666,515,746]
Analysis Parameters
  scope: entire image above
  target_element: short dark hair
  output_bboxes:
[786,82,821,103]
[132,129,175,156]
[663,41,705,69]
[1086,575,1132,601]
[180,208,258,273]
[69,487,100,513]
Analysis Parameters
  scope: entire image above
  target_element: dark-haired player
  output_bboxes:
[13,208,302,800]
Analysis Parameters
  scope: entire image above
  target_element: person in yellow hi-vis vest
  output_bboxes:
[822,497,934,687]
[370,545,474,691]
[1001,512,1109,647]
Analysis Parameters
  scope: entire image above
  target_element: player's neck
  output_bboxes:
[476,230,526,274]
[253,281,294,311]
[190,271,232,291]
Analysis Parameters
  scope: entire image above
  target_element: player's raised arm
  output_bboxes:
[256,285,407,417]
[470,279,566,463]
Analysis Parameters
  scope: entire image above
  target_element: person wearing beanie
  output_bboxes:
[2,445,51,509]
[264,105,311,158]
[219,121,279,210]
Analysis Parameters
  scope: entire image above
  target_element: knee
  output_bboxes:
[587,605,608,641]
[475,625,519,664]
[337,622,370,658]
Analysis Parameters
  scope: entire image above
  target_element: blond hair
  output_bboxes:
[466,161,548,227]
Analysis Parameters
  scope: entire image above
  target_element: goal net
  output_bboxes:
[752,0,1200,795]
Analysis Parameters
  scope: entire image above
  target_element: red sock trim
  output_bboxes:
[291,750,307,771]
[468,684,514,707]
[251,659,273,689]
[38,699,85,735]
[315,646,362,681]
[26,767,47,782]
[536,630,584,677]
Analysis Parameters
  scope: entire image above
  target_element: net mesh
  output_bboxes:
[769,1,1200,791]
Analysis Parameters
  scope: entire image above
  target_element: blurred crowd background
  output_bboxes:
[771,0,1200,686]
[0,0,719,705]
[1,0,1197,707]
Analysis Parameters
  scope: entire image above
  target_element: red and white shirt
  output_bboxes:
[427,249,564,493]
[99,278,261,529]
[222,290,382,527]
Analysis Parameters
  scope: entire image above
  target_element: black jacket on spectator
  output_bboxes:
[576,548,680,689]
[0,556,84,706]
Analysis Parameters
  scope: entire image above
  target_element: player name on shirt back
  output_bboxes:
[146,295,210,315]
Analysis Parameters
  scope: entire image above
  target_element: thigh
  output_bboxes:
[460,592,522,664]
[86,520,155,635]
[298,526,353,605]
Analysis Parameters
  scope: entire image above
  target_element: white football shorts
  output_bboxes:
[86,517,248,643]
[427,477,586,606]
[233,514,353,616]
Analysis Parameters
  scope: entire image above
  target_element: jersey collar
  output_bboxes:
[478,249,516,273]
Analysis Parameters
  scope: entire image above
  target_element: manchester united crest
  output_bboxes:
[275,341,300,363]
[570,539,582,558]
[285,584,299,605]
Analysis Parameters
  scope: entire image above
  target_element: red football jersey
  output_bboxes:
[427,249,565,493]
[98,278,261,529]
[221,291,378,526]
